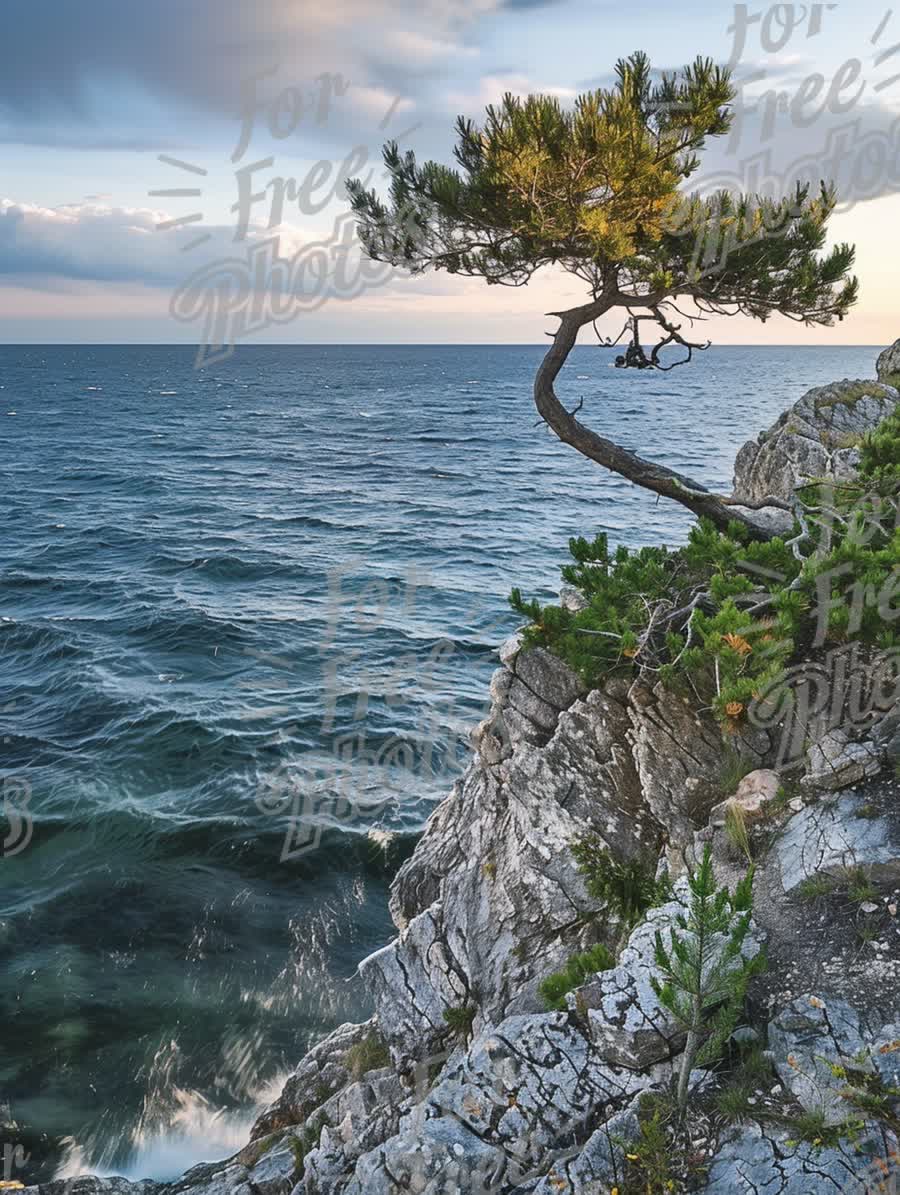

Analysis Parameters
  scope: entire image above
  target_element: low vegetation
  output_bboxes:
[713,1046,775,1124]
[572,834,671,929]
[538,943,615,1011]
[815,381,888,408]
[723,801,754,863]
[343,1031,390,1080]
[443,1003,476,1040]
[510,409,900,726]
[652,846,764,1114]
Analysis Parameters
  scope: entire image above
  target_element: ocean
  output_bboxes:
[0,342,877,1179]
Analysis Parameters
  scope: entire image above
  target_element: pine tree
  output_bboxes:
[650,846,764,1114]
[348,52,858,540]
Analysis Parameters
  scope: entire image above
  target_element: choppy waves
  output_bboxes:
[0,342,875,1179]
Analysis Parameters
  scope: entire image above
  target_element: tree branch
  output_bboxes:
[533,293,779,539]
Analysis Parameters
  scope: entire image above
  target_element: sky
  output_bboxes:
[1,0,898,348]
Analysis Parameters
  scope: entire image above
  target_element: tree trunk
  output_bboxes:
[676,1004,703,1114]
[532,295,779,540]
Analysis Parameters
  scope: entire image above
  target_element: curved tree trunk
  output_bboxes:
[533,295,781,540]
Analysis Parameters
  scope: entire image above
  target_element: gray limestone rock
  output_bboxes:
[700,1122,894,1194]
[775,793,900,894]
[802,729,881,791]
[732,379,899,508]
[768,995,872,1125]
[252,1020,377,1139]
[877,339,900,383]
[22,1183,159,1195]
[342,1013,663,1194]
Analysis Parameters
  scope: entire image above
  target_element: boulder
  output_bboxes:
[732,379,899,509]
[775,792,900,894]
[802,729,881,791]
[699,1122,895,1194]
[709,768,780,827]
[877,338,900,383]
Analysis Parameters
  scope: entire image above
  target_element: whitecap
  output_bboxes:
[54,1088,259,1183]
[368,828,396,848]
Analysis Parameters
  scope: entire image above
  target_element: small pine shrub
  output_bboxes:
[538,943,615,1010]
[443,1003,476,1039]
[343,1032,390,1080]
[571,835,670,927]
[651,846,765,1115]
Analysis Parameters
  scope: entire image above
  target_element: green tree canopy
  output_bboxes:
[348,52,858,537]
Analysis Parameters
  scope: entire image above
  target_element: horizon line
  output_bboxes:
[0,342,888,349]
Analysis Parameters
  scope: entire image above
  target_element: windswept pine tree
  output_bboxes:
[347,53,858,538]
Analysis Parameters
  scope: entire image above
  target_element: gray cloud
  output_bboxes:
[0,0,495,132]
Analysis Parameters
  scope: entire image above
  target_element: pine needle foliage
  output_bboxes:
[572,833,671,927]
[510,412,900,725]
[348,52,856,322]
[538,943,616,1011]
[651,846,764,1115]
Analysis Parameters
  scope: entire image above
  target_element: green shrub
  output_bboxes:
[343,1032,390,1079]
[571,834,670,927]
[510,406,900,726]
[783,1109,865,1149]
[443,1003,476,1039]
[651,846,764,1115]
[620,1094,680,1193]
[538,943,615,1010]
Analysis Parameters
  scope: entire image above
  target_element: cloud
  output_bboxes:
[445,72,575,111]
[0,197,330,288]
[382,30,481,64]
[0,0,497,140]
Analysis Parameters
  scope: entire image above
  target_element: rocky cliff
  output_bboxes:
[25,343,900,1195]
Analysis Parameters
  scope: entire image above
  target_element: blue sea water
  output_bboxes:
[0,342,877,1178]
